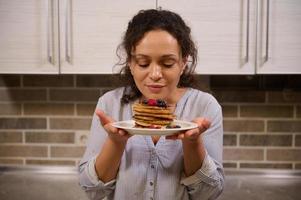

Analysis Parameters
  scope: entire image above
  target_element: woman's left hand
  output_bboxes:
[166,118,211,141]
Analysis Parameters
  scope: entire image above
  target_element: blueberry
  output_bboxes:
[156,99,167,107]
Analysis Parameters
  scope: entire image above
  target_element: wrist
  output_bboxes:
[107,136,127,149]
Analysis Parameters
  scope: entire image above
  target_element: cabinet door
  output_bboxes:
[59,0,156,74]
[0,0,59,74]
[256,0,301,74]
[158,0,257,74]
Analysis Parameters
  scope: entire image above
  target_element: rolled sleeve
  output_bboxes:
[180,152,218,186]
[79,157,116,199]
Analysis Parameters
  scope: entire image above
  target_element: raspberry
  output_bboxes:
[148,99,157,106]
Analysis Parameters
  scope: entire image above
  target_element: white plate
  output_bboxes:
[111,120,198,136]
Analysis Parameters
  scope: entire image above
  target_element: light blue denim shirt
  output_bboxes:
[79,87,224,200]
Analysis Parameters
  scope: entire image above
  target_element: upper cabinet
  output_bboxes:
[0,0,155,74]
[59,0,155,74]
[158,0,301,74]
[0,0,60,73]
[0,0,300,74]
[158,0,257,74]
[256,0,301,74]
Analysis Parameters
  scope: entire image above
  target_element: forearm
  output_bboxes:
[182,138,206,176]
[95,137,126,183]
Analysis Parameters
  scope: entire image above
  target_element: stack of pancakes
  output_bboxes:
[132,102,175,128]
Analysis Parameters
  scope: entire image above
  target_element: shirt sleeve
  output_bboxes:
[181,95,225,200]
[180,151,217,186]
[78,96,117,199]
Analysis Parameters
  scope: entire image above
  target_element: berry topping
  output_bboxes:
[166,124,181,129]
[147,99,157,106]
[156,99,167,107]
[142,99,148,105]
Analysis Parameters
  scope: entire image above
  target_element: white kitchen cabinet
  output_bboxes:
[0,0,60,74]
[158,0,301,74]
[0,0,155,74]
[59,0,155,74]
[158,0,257,74]
[256,0,301,74]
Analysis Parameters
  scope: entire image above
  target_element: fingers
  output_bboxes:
[95,109,114,126]
[194,118,211,133]
[166,118,211,141]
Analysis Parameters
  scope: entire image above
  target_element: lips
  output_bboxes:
[146,84,165,93]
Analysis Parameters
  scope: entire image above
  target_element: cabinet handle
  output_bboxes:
[245,0,250,63]
[47,0,55,65]
[264,0,270,62]
[65,0,72,64]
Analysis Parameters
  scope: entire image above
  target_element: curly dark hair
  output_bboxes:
[116,9,198,104]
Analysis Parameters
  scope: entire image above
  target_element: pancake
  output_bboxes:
[132,99,175,128]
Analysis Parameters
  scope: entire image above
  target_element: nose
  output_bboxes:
[149,64,162,81]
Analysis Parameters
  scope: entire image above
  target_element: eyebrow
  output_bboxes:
[131,54,178,59]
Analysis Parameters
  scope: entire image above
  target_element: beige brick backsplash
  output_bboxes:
[0,158,23,165]
[268,91,301,103]
[267,120,301,132]
[25,131,75,143]
[0,75,21,87]
[23,75,74,87]
[0,131,22,143]
[75,131,89,145]
[296,135,301,146]
[297,106,301,118]
[239,162,293,169]
[267,149,301,161]
[213,90,266,103]
[50,146,86,158]
[0,145,48,157]
[223,134,237,146]
[76,103,96,116]
[49,118,91,130]
[0,117,47,129]
[223,148,264,161]
[0,75,300,170]
[223,120,264,132]
[0,89,47,102]
[240,105,294,118]
[76,74,122,88]
[240,134,292,146]
[26,159,75,166]
[0,103,21,115]
[24,103,74,115]
[221,105,238,117]
[223,162,237,168]
[49,89,100,102]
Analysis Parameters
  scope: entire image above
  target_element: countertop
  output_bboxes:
[0,166,300,200]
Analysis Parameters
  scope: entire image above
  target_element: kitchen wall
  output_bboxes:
[0,75,300,170]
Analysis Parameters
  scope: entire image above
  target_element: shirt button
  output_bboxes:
[151,165,155,169]
[150,181,153,186]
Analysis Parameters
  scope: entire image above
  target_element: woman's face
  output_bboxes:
[129,30,186,103]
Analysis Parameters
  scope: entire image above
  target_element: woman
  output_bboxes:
[79,9,224,200]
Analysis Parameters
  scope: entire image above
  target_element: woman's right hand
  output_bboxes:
[95,109,132,144]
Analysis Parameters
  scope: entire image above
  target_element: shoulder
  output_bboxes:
[96,87,125,110]
[100,87,125,101]
[187,88,220,109]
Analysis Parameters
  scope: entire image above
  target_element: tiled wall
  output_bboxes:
[0,75,300,170]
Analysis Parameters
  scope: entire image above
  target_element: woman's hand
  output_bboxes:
[95,109,132,144]
[166,118,211,142]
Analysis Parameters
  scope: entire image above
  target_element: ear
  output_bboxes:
[181,57,188,75]
[128,61,134,75]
